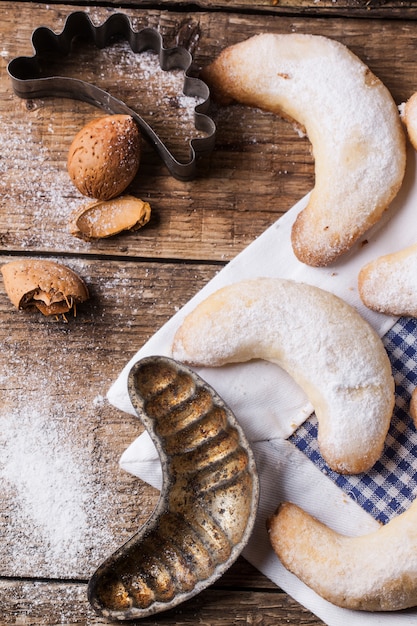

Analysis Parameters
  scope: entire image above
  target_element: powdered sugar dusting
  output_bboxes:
[78,42,205,159]
[173,278,394,473]
[0,115,83,250]
[0,335,139,581]
[0,404,119,578]
[207,33,405,265]
[2,409,89,568]
[359,245,417,316]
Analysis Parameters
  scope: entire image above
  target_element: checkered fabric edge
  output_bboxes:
[290,317,417,524]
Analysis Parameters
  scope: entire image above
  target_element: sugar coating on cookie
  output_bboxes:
[202,33,406,266]
[268,499,417,611]
[401,92,417,150]
[359,242,417,317]
[172,277,394,474]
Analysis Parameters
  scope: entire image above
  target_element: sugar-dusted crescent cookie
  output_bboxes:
[172,278,394,474]
[401,92,417,150]
[268,499,417,611]
[358,242,417,317]
[201,34,406,267]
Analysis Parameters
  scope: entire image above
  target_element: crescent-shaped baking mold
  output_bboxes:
[88,356,258,620]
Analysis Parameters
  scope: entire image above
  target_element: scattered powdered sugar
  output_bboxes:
[95,44,206,156]
[0,42,207,252]
[360,249,417,316]
[0,115,83,250]
[100,43,203,114]
[2,409,87,557]
[0,123,66,202]
[7,580,89,623]
[0,404,118,579]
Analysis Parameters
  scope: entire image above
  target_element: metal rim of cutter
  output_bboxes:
[7,11,216,181]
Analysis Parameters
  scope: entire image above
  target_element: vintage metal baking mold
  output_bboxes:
[7,11,216,180]
[88,356,259,620]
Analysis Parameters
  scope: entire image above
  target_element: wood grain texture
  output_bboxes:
[2,4,416,263]
[2,1,416,624]
[0,577,322,625]
[43,0,417,19]
[0,257,217,574]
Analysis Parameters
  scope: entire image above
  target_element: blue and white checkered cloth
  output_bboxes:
[290,317,417,524]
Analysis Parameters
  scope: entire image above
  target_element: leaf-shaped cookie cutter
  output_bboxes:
[7,11,216,181]
[88,356,259,620]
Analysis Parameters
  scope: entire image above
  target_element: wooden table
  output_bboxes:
[1,2,416,624]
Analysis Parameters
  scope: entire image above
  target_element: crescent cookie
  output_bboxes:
[268,499,417,611]
[201,34,406,267]
[358,242,417,317]
[401,91,417,150]
[172,278,395,475]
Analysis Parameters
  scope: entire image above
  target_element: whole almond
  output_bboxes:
[67,115,141,200]
[1,259,89,317]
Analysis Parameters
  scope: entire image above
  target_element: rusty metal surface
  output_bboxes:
[88,356,259,620]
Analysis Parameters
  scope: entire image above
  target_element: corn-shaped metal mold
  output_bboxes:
[88,356,259,620]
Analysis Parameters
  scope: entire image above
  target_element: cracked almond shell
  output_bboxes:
[1,259,89,316]
[67,114,141,200]
[69,195,151,241]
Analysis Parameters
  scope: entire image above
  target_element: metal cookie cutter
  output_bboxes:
[7,11,216,181]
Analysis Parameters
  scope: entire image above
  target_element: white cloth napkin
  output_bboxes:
[108,146,417,625]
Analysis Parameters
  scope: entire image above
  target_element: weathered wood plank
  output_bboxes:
[38,0,417,19]
[0,256,217,577]
[1,3,416,263]
[0,578,324,625]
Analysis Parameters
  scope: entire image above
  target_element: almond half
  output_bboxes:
[1,259,89,317]
[69,195,151,241]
